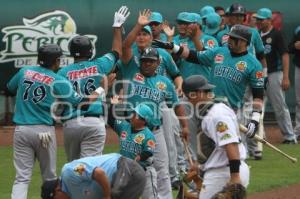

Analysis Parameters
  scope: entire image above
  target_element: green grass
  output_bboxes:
[1,144,300,198]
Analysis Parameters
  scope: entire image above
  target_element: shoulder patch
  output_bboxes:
[147,139,156,149]
[133,73,145,83]
[207,39,215,48]
[121,131,127,140]
[74,164,86,176]
[216,121,228,133]
[215,54,224,64]
[134,134,145,144]
[256,71,263,79]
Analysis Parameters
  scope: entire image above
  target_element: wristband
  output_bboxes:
[172,44,180,53]
[229,159,240,173]
[263,68,268,77]
[251,111,261,123]
[95,87,105,96]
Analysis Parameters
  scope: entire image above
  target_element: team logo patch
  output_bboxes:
[214,54,224,64]
[266,37,272,44]
[207,39,215,48]
[74,164,86,176]
[216,121,228,133]
[147,139,155,148]
[134,134,145,144]
[221,133,232,141]
[236,61,247,72]
[121,131,127,140]
[156,81,166,90]
[256,71,264,79]
[133,73,145,83]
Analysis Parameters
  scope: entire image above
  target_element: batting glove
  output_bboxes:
[112,6,130,28]
[38,132,52,149]
[245,112,260,138]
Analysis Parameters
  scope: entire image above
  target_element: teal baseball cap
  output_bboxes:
[149,12,163,23]
[204,12,221,35]
[133,104,154,125]
[255,8,272,19]
[200,5,215,19]
[176,12,194,23]
[190,13,202,25]
[142,25,152,35]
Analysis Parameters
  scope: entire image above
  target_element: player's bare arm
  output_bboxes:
[92,168,111,199]
[122,9,151,64]
[174,104,189,142]
[281,53,290,90]
[224,143,242,184]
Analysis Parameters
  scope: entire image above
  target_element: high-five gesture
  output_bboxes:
[138,9,151,26]
[113,6,130,27]
[162,21,175,38]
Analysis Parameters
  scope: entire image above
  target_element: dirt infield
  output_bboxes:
[1,125,299,198]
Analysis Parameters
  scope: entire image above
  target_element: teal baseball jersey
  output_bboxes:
[114,119,156,168]
[195,47,264,108]
[221,27,265,56]
[215,25,230,46]
[117,47,180,80]
[126,74,179,126]
[173,34,218,80]
[57,53,116,119]
[7,66,83,125]
[61,153,120,199]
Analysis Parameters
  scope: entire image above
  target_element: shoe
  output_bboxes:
[254,151,262,160]
[171,180,182,190]
[282,139,297,144]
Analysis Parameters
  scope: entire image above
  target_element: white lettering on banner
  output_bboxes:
[0,10,97,67]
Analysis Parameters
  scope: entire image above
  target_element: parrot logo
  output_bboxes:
[74,164,86,176]
[216,121,228,133]
[23,10,76,35]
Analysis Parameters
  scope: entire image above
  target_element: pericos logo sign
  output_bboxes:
[0,10,97,68]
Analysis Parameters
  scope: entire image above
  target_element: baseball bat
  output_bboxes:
[239,124,298,163]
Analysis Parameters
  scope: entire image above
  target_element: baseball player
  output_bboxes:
[57,6,130,161]
[117,9,185,193]
[153,24,265,151]
[149,12,168,41]
[108,98,157,198]
[255,8,297,143]
[6,44,102,199]
[41,153,146,199]
[182,75,249,199]
[289,26,300,140]
[121,45,189,198]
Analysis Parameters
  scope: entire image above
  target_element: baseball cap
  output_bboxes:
[41,179,59,199]
[255,8,272,20]
[140,47,159,61]
[200,5,215,19]
[190,13,202,25]
[111,157,146,198]
[176,12,194,23]
[204,12,221,35]
[182,75,215,94]
[149,12,163,23]
[133,104,154,125]
[142,25,152,35]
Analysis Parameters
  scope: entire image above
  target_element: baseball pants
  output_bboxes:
[141,166,158,199]
[152,127,173,199]
[294,66,300,137]
[199,161,249,199]
[63,116,106,161]
[11,125,57,199]
[266,71,296,141]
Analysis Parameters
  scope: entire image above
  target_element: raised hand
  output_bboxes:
[162,21,175,37]
[112,6,130,28]
[138,9,151,26]
[110,95,121,105]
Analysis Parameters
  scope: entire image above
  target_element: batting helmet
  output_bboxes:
[38,44,63,68]
[182,75,215,94]
[41,179,59,199]
[228,3,246,16]
[227,24,252,43]
[69,35,93,58]
[140,47,159,61]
